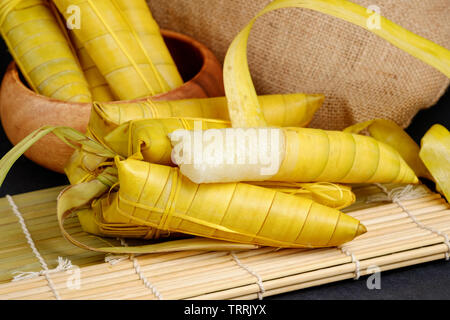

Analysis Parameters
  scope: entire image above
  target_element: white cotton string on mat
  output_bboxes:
[12,257,73,282]
[6,195,73,300]
[366,184,430,203]
[338,247,361,280]
[374,184,450,261]
[106,238,163,300]
[230,251,265,300]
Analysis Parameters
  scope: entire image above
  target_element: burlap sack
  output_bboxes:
[147,0,449,130]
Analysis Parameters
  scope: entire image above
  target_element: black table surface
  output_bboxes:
[0,44,449,299]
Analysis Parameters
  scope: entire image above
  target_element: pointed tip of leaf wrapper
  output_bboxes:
[356,223,367,237]
[282,93,324,105]
[307,94,325,108]
[285,93,325,127]
[408,172,420,185]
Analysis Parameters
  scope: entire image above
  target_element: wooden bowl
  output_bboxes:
[0,30,225,173]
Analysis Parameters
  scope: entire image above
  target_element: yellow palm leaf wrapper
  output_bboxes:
[250,182,355,210]
[89,94,324,141]
[345,119,450,203]
[65,92,324,185]
[344,119,433,180]
[70,32,115,101]
[52,0,178,99]
[66,93,323,185]
[113,0,183,90]
[66,119,357,210]
[419,124,450,202]
[64,148,105,185]
[95,112,315,162]
[65,118,230,185]
[95,117,418,184]
[57,168,259,253]
[171,127,419,184]
[68,157,366,250]
[0,0,91,102]
[70,170,356,240]
[105,118,230,165]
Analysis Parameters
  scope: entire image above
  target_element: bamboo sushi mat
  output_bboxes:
[0,183,449,300]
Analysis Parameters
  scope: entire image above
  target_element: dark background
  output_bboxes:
[0,37,449,299]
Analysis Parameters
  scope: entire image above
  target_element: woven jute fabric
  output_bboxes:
[147,0,449,130]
